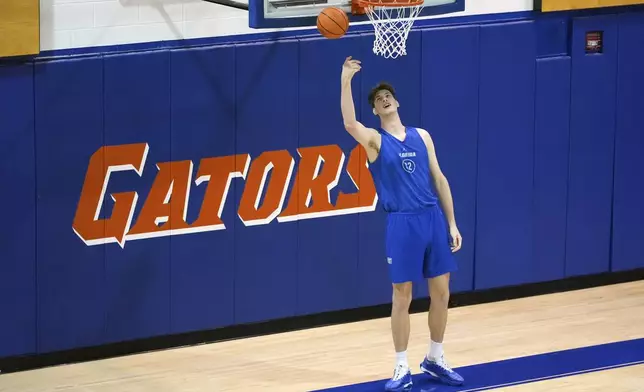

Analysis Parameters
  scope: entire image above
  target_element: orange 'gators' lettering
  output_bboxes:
[278,145,345,221]
[72,143,149,248]
[190,154,250,231]
[238,150,294,226]
[334,144,378,212]
[279,144,377,221]
[127,160,194,238]
[73,143,379,248]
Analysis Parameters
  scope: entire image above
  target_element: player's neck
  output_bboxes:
[380,113,405,136]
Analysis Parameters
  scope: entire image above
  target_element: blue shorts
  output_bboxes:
[385,205,457,284]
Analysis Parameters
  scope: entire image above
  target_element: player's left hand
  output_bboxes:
[449,225,462,253]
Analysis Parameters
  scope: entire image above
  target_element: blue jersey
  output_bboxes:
[368,127,438,213]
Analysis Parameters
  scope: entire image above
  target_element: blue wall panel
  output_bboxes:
[234,40,299,323]
[103,51,172,342]
[536,15,569,57]
[612,12,644,272]
[421,25,479,294]
[566,15,617,277]
[169,45,237,332]
[533,57,571,282]
[35,57,106,353]
[475,21,536,290]
[0,63,36,357]
[296,36,362,315]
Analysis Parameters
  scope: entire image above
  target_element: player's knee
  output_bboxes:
[392,282,412,310]
[429,273,451,308]
[429,286,450,308]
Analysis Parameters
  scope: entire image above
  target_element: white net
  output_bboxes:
[362,2,425,59]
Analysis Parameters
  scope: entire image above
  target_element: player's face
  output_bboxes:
[373,90,399,116]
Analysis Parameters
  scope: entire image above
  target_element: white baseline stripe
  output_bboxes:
[458,359,644,392]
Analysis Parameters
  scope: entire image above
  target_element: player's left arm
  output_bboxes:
[418,128,462,252]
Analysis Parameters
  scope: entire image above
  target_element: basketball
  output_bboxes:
[317,7,349,39]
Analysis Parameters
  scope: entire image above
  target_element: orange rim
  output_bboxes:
[354,0,424,8]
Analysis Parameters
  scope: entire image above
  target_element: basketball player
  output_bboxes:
[340,56,465,391]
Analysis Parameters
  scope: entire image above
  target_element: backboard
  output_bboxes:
[248,0,464,29]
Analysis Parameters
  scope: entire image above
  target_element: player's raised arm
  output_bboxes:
[340,57,379,157]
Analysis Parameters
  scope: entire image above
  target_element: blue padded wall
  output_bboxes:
[3,6,644,359]
[169,45,237,333]
[296,35,362,315]
[536,15,569,58]
[0,63,36,357]
[475,21,536,290]
[233,40,299,324]
[421,25,479,294]
[566,15,618,277]
[103,50,172,343]
[533,57,571,283]
[35,57,107,353]
[612,12,644,272]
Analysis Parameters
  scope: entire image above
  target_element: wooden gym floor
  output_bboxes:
[0,280,642,391]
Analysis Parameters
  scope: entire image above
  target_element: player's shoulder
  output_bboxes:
[413,127,429,135]
[410,127,438,152]
[411,127,433,141]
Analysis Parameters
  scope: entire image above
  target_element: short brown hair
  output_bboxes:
[368,82,396,108]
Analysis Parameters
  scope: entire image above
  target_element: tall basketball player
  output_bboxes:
[340,56,465,391]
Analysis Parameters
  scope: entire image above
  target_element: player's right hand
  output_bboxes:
[342,56,361,79]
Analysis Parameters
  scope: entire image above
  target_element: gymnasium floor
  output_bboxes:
[0,281,642,391]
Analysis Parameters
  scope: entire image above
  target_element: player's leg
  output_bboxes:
[391,281,412,367]
[384,213,425,392]
[386,281,414,391]
[428,272,450,356]
[419,207,464,386]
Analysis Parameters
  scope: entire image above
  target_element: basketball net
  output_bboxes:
[355,0,425,59]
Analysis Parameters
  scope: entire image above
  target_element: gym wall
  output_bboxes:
[1,2,644,363]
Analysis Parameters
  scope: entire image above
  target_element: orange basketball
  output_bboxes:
[317,7,349,39]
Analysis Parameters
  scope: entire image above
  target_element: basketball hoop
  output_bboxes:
[353,0,424,59]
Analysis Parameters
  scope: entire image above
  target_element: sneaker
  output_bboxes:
[385,364,413,391]
[420,354,464,386]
